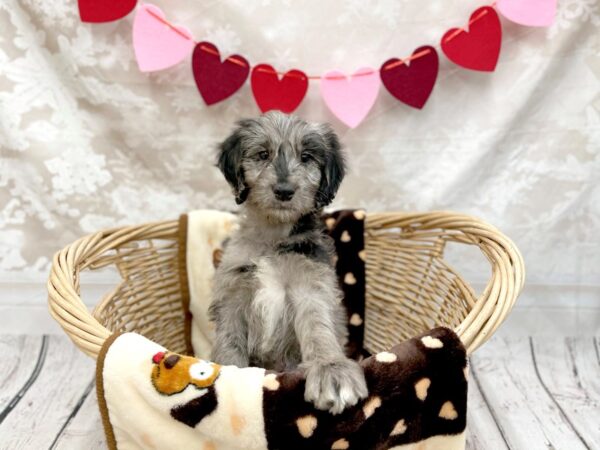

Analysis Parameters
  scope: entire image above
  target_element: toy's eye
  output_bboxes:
[300,152,311,163]
[258,150,269,160]
[189,361,214,380]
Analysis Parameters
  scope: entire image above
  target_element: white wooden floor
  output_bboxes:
[0,335,598,450]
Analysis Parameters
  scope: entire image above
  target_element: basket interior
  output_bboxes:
[363,225,475,353]
[93,238,189,353]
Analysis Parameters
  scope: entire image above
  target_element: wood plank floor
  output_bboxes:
[0,335,598,450]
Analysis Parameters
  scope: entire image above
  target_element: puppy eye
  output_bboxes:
[300,152,312,163]
[258,150,269,161]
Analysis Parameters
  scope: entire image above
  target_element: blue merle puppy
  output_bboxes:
[209,111,368,414]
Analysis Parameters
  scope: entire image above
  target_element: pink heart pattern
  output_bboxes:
[133,4,194,72]
[497,0,557,27]
[320,68,380,128]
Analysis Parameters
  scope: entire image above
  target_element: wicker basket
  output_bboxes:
[47,211,524,359]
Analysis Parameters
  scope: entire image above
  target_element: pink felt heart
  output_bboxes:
[497,0,556,27]
[320,68,380,128]
[133,4,194,72]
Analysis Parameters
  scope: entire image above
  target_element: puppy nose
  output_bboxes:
[273,183,295,201]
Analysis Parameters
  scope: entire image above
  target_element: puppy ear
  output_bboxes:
[217,122,251,204]
[316,127,346,208]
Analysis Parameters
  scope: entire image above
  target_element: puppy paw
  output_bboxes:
[303,358,368,414]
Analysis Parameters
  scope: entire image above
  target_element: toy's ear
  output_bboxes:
[217,121,251,205]
[316,126,346,208]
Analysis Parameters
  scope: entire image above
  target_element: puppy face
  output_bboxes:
[217,111,345,223]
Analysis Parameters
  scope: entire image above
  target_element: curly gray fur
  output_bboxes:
[209,111,368,414]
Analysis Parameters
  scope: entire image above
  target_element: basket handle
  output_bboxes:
[366,211,525,354]
[47,220,179,359]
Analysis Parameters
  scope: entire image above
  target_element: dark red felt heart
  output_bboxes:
[251,65,308,113]
[380,46,439,110]
[192,42,250,106]
[441,6,502,72]
[78,0,137,23]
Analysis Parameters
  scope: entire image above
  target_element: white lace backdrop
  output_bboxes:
[1,0,599,331]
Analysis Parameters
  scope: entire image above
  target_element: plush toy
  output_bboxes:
[151,351,220,395]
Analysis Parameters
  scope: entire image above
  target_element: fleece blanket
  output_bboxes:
[179,210,239,360]
[97,327,467,450]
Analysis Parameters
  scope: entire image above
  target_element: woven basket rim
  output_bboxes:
[47,211,525,359]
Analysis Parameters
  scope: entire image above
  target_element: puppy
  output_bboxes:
[209,111,368,414]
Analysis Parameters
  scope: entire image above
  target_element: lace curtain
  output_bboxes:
[0,0,598,289]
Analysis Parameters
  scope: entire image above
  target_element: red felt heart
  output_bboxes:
[192,42,250,106]
[441,6,502,72]
[78,0,137,23]
[380,46,439,110]
[251,65,308,114]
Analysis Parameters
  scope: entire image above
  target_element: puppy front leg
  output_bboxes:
[209,297,250,367]
[292,289,368,414]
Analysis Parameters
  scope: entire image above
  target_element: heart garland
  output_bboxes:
[77,1,556,127]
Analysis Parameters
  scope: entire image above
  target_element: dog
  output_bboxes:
[208,111,368,414]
